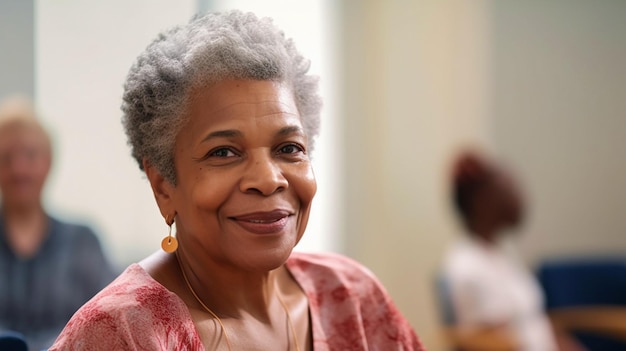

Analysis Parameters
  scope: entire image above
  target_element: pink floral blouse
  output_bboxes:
[50,252,424,350]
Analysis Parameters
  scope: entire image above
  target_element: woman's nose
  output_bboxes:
[240,151,288,196]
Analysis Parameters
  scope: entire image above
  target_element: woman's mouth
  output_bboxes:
[229,209,292,235]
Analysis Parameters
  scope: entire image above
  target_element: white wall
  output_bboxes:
[36,0,196,268]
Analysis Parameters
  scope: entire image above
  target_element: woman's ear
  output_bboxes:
[143,159,176,218]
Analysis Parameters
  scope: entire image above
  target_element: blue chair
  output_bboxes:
[436,274,457,326]
[0,331,28,351]
[538,257,626,351]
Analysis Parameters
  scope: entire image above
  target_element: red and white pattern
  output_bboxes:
[50,252,424,351]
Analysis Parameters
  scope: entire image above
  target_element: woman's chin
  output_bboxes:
[235,244,295,272]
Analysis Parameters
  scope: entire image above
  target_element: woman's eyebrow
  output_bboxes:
[276,125,305,137]
[201,130,243,143]
[200,126,303,143]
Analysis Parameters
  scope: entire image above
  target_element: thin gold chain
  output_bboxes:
[177,251,233,350]
[175,252,301,351]
[277,289,302,351]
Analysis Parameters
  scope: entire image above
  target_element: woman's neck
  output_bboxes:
[142,247,287,323]
[141,248,308,350]
[177,248,282,322]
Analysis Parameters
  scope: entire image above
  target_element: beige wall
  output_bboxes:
[339,0,494,347]
[491,0,626,265]
[339,0,626,349]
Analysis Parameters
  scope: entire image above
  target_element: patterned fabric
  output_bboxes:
[50,252,424,350]
[0,215,116,351]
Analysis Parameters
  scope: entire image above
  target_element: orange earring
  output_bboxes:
[161,215,178,253]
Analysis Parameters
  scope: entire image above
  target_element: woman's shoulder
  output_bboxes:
[286,251,388,305]
[50,264,201,350]
[52,264,171,334]
[85,263,180,311]
[287,251,378,282]
[287,252,424,350]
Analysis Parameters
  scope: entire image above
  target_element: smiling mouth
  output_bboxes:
[246,219,281,224]
[230,209,292,235]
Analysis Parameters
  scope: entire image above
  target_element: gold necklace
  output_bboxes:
[176,252,301,351]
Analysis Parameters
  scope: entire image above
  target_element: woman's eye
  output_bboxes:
[209,148,237,158]
[279,144,304,154]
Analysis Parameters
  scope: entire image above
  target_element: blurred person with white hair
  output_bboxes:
[0,96,116,350]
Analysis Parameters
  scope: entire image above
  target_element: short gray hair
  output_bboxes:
[121,10,322,183]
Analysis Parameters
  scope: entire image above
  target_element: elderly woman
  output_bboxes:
[50,11,422,351]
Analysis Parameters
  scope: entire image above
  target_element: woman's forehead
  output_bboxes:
[192,79,294,107]
[186,79,299,127]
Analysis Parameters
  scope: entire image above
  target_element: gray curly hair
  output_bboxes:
[121,10,322,184]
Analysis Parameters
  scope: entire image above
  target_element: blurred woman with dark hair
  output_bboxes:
[441,151,584,351]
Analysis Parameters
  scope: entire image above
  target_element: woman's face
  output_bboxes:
[167,79,316,271]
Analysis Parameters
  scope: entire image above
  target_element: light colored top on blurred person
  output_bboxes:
[0,96,116,350]
[443,235,557,351]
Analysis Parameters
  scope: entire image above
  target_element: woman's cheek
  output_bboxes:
[190,174,229,211]
[294,162,317,205]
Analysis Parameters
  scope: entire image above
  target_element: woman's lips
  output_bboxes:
[230,209,292,235]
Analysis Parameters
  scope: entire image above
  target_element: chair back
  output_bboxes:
[538,257,626,351]
[0,331,28,351]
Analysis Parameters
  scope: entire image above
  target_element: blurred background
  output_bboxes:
[1,0,626,349]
